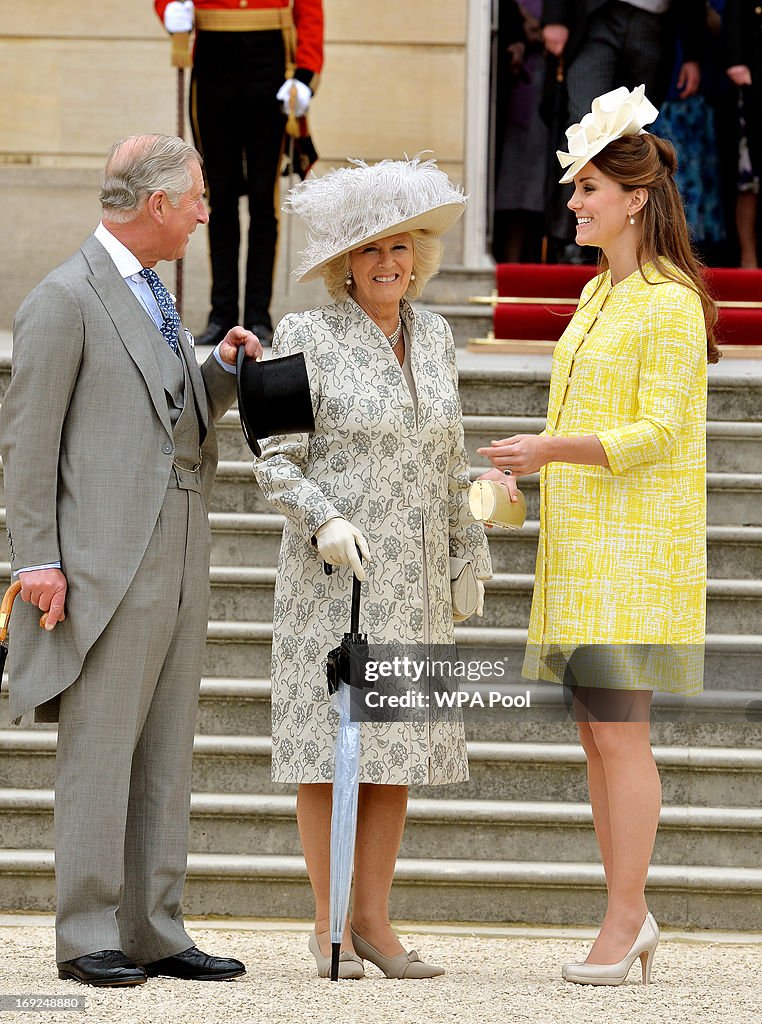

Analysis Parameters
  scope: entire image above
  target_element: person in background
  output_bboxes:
[493,0,549,262]
[479,86,718,986]
[0,134,262,986]
[722,0,762,266]
[155,0,324,344]
[254,157,491,980]
[653,6,726,264]
[541,0,705,261]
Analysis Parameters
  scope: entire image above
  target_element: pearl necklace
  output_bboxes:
[385,318,403,347]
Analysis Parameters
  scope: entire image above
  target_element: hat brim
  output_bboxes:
[558,136,614,184]
[296,201,466,283]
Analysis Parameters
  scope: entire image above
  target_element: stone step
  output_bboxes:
[455,362,762,421]
[214,409,762,473]
[419,266,497,307]
[2,848,761,929]
[1,456,762,524]
[3,678,761,750]
[3,730,761,806]
[461,416,762,476]
[420,304,492,347]
[6,508,758,578]
[199,620,762,688]
[200,462,762,526]
[3,789,760,870]
[2,356,762,421]
[204,567,762,633]
[210,512,762,579]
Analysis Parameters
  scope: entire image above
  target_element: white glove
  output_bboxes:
[315,519,370,581]
[276,79,312,117]
[476,580,485,618]
[164,0,194,33]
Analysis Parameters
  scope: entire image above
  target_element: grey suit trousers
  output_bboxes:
[54,473,210,963]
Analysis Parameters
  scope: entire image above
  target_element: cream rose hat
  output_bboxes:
[284,155,467,282]
[557,85,659,184]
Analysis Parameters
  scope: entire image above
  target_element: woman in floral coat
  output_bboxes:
[253,157,491,979]
[479,87,720,986]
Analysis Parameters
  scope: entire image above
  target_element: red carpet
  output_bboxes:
[491,263,762,347]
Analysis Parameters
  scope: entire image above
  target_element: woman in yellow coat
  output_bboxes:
[479,86,720,986]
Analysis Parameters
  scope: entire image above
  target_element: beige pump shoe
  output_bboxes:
[562,912,660,986]
[308,933,364,980]
[350,928,445,979]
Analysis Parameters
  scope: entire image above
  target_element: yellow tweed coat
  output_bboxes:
[523,262,708,692]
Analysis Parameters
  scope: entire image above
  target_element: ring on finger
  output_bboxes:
[503,468,512,476]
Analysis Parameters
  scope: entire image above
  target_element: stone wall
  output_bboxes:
[0,0,470,330]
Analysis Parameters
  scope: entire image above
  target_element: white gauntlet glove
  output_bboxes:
[315,519,370,580]
[164,0,194,33]
[276,79,312,117]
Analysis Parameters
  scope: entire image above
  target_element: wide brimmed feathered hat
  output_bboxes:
[284,155,467,282]
[557,85,659,184]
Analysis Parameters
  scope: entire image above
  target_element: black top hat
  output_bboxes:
[236,346,316,457]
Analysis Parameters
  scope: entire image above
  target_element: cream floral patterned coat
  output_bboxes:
[253,297,491,784]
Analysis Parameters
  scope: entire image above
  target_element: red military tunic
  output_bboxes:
[154,0,323,83]
[153,0,324,336]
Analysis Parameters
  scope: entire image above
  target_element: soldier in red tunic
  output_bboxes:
[155,0,324,344]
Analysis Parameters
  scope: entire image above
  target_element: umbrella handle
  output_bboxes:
[0,581,22,643]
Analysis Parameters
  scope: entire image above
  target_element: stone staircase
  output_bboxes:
[1,355,762,930]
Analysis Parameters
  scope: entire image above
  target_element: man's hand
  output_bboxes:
[276,79,312,117]
[542,23,569,57]
[164,0,194,33]
[727,64,753,87]
[676,61,701,98]
[477,434,549,477]
[218,327,264,366]
[19,568,67,631]
[315,519,370,580]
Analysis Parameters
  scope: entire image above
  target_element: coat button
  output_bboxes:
[163,443,173,455]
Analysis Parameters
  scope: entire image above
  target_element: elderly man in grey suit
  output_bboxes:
[0,134,263,987]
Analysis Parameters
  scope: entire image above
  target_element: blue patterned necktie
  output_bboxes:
[139,267,180,355]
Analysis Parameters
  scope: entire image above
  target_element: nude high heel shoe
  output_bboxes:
[308,933,364,980]
[350,928,445,979]
[562,912,660,986]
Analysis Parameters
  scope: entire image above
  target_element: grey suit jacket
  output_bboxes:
[0,234,238,722]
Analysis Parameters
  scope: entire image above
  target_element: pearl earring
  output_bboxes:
[629,216,635,225]
[345,272,353,286]
[410,271,416,281]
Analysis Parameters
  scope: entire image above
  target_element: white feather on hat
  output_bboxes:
[284,155,467,282]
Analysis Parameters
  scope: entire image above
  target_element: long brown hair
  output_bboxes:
[590,133,721,363]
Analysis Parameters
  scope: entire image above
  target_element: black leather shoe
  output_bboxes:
[197,321,233,347]
[57,950,147,987]
[247,322,273,346]
[144,945,246,981]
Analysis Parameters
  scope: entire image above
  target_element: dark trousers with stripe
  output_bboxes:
[191,29,287,331]
[549,0,674,245]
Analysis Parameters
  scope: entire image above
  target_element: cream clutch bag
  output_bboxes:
[468,479,527,530]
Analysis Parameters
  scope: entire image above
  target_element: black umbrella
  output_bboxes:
[325,559,368,981]
[0,580,22,682]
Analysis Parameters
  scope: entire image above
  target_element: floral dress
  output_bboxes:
[253,297,491,784]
